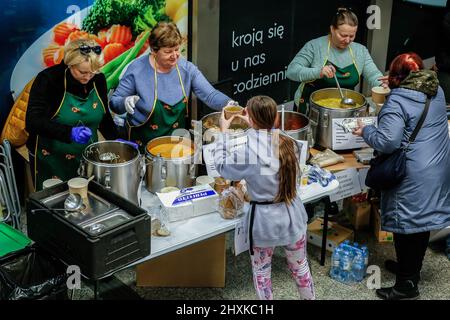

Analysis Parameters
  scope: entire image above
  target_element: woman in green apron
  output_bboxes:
[26,39,117,191]
[287,7,388,114]
[110,22,234,153]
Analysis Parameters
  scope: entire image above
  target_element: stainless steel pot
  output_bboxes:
[79,141,144,205]
[200,112,248,144]
[276,111,313,148]
[145,136,196,193]
[309,88,368,149]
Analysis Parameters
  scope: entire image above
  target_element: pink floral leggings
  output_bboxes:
[250,234,315,300]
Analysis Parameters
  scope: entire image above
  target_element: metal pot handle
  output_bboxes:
[309,108,320,127]
[189,164,196,180]
[322,112,329,128]
[161,163,167,180]
[139,156,146,179]
[307,126,314,148]
[104,169,111,189]
[77,159,85,176]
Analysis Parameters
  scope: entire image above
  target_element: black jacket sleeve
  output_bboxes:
[96,74,118,140]
[26,72,72,143]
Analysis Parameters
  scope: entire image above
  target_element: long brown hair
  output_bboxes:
[246,96,299,205]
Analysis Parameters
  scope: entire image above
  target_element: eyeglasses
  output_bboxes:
[79,44,102,55]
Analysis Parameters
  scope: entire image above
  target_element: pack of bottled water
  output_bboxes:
[329,240,369,284]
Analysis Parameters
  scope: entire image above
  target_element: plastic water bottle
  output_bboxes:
[351,252,366,282]
[361,245,369,270]
[330,246,342,280]
[339,251,352,284]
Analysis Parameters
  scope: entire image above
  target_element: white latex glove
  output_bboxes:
[124,95,140,115]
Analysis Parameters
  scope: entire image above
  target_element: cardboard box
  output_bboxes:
[371,203,393,243]
[157,185,219,222]
[136,234,226,287]
[307,218,354,252]
[344,197,371,230]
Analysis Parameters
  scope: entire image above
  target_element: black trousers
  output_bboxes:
[394,231,430,285]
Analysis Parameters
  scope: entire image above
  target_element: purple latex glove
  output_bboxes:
[71,126,92,144]
[116,138,139,150]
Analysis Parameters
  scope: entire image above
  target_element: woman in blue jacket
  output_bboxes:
[353,53,450,300]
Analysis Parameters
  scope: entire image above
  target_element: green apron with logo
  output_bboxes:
[296,39,360,114]
[34,69,106,191]
[127,56,188,153]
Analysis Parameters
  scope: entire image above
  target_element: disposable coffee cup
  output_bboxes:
[42,178,63,189]
[224,105,245,126]
[371,86,390,104]
[68,177,89,202]
[195,175,215,188]
[224,105,243,120]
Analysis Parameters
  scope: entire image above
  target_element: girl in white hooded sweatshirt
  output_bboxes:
[213,95,315,300]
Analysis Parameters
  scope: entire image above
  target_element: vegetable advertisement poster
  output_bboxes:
[0,0,188,126]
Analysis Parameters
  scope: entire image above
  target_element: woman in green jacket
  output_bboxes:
[287,8,388,114]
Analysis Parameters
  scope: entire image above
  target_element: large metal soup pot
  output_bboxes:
[200,112,249,144]
[309,88,368,149]
[145,136,196,193]
[275,111,313,148]
[80,141,144,205]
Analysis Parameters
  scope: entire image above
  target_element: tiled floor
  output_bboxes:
[72,230,450,300]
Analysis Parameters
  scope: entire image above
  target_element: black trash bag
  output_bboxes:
[0,246,68,300]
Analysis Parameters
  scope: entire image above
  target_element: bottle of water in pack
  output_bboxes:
[330,246,342,280]
[339,250,352,284]
[351,252,366,282]
[361,245,369,270]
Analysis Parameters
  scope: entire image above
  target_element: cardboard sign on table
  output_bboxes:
[332,117,377,150]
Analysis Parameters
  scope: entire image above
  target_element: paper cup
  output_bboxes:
[68,177,89,201]
[195,175,215,188]
[42,178,63,189]
[224,105,243,120]
[371,86,391,104]
[160,187,180,193]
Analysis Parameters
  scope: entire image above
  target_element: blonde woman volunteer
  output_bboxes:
[110,22,234,152]
[287,8,387,114]
[26,39,117,191]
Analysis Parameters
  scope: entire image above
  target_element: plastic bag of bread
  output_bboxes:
[218,187,244,219]
[233,180,251,202]
[309,149,344,168]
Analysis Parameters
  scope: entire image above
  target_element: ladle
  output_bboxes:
[31,193,85,214]
[64,193,84,211]
[330,65,356,108]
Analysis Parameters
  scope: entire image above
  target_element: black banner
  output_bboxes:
[218,0,370,105]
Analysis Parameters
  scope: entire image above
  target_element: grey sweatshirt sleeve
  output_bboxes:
[362,99,405,154]
[360,46,383,88]
[286,40,323,83]
[110,67,137,114]
[189,64,231,110]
